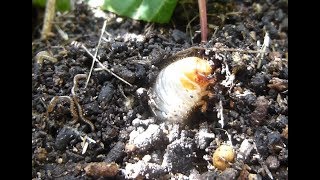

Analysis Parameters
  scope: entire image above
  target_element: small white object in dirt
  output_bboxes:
[82,142,89,155]
[142,155,152,162]
[166,123,180,143]
[132,118,155,127]
[235,89,254,97]
[237,139,254,161]
[80,135,96,154]
[136,87,147,96]
[248,173,262,180]
[127,124,165,152]
[203,154,212,161]
[189,169,201,179]
[205,49,211,55]
[196,128,215,149]
[54,24,68,41]
[216,100,225,128]
[123,95,135,109]
[220,61,235,88]
[256,32,270,68]
[123,33,145,42]
[123,159,166,179]
[232,52,241,62]
[128,128,143,142]
[56,158,63,164]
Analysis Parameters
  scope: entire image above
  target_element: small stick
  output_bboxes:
[172,46,267,58]
[79,44,133,87]
[198,0,208,44]
[85,20,108,88]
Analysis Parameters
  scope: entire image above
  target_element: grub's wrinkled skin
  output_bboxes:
[148,57,214,123]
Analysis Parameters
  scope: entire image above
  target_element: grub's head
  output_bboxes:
[180,57,214,90]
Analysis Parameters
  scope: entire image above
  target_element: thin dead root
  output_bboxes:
[256,32,270,69]
[85,20,108,88]
[41,0,56,39]
[174,46,268,57]
[185,15,199,45]
[118,84,128,99]
[54,24,68,41]
[72,41,133,87]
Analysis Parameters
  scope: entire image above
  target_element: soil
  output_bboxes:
[32,0,288,179]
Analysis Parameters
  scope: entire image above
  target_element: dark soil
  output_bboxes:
[32,0,288,179]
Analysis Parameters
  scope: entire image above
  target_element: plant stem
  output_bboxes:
[198,0,208,44]
[41,0,56,39]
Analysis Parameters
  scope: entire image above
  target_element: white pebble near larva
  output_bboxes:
[148,57,215,123]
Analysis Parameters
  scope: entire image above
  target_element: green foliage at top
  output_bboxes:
[102,0,178,23]
[32,0,71,12]
[33,0,179,23]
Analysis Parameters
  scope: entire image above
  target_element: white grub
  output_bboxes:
[126,124,166,152]
[236,139,254,161]
[148,57,213,123]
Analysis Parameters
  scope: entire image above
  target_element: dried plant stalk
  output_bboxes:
[41,0,56,39]
[198,0,208,44]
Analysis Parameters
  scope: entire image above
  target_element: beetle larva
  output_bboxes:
[148,57,215,123]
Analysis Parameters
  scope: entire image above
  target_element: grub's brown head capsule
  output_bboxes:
[148,57,214,123]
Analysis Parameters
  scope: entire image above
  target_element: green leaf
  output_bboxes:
[32,0,71,12]
[102,0,178,23]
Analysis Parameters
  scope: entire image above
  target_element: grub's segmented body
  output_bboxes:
[148,57,213,123]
